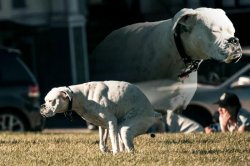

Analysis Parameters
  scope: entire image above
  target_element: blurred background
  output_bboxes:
[0,0,250,131]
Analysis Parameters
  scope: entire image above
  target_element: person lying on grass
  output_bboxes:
[148,110,204,134]
[205,92,250,133]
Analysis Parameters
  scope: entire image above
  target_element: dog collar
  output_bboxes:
[174,24,202,79]
[66,86,73,110]
[64,86,74,121]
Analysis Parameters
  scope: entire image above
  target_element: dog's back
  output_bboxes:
[78,81,157,118]
[105,80,156,114]
[91,20,174,81]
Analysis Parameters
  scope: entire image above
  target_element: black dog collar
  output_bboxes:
[66,86,73,111]
[64,86,74,121]
[174,24,202,79]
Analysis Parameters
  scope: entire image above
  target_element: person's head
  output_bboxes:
[214,92,241,119]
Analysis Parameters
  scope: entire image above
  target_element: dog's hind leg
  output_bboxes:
[118,132,125,152]
[99,126,109,153]
[120,117,156,152]
[120,125,134,152]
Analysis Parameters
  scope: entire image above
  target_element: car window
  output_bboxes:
[0,55,36,85]
[231,68,250,87]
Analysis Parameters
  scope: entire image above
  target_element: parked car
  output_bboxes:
[136,49,250,127]
[0,47,45,131]
[183,62,250,127]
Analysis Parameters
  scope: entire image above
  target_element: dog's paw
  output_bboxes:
[100,146,109,153]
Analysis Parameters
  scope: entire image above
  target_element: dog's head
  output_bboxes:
[40,87,70,117]
[172,7,242,63]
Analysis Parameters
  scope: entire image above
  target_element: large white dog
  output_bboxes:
[92,7,242,112]
[40,81,163,154]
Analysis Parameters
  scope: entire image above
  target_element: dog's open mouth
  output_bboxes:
[224,47,242,63]
[40,111,54,118]
[40,109,48,117]
[229,53,242,63]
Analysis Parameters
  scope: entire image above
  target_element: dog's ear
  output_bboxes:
[56,87,72,101]
[44,87,60,101]
[60,91,68,100]
[172,8,197,33]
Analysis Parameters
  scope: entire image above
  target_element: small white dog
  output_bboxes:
[40,81,163,154]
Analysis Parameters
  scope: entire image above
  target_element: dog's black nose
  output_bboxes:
[228,37,239,45]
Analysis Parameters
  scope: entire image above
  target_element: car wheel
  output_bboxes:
[182,106,213,127]
[0,112,27,131]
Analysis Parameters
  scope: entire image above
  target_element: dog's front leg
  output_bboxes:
[99,126,109,153]
[108,118,119,154]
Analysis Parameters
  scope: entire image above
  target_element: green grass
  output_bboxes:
[0,131,249,166]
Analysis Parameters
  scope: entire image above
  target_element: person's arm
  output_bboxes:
[237,124,250,132]
[219,111,231,132]
[204,123,221,133]
[204,127,213,133]
[236,110,250,132]
[237,125,245,133]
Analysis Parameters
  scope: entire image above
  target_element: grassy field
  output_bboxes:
[0,131,249,166]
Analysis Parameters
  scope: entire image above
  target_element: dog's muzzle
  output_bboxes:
[40,104,57,118]
[224,37,242,63]
[40,104,46,117]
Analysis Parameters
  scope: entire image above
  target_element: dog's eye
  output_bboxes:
[48,100,56,106]
[51,100,56,106]
[212,27,222,33]
[212,30,220,33]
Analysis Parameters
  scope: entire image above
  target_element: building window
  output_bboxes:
[12,0,26,9]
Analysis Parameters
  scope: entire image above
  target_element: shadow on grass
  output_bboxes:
[163,139,216,145]
[191,148,250,155]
